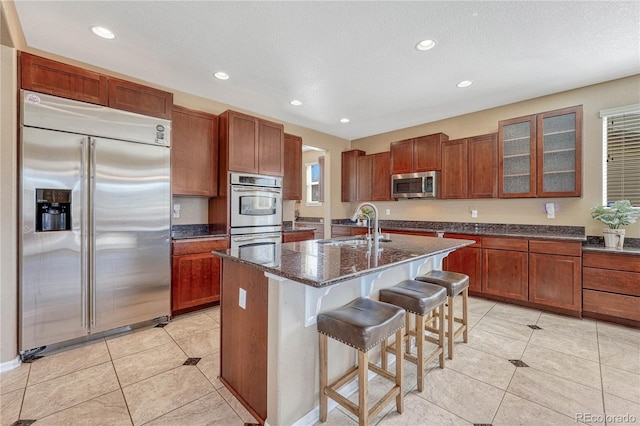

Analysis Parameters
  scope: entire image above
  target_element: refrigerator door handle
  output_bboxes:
[89,137,97,328]
[80,138,88,330]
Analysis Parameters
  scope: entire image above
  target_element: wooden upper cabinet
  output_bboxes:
[356,154,373,201]
[171,106,218,196]
[441,138,468,199]
[258,119,284,176]
[283,133,302,200]
[342,150,365,202]
[499,106,582,198]
[371,152,391,201]
[107,77,173,120]
[468,133,498,198]
[414,133,447,171]
[390,139,413,174]
[20,52,108,105]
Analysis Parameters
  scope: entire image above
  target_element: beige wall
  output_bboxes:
[351,75,640,238]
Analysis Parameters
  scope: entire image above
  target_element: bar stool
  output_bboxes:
[415,271,469,360]
[379,279,447,392]
[317,297,405,426]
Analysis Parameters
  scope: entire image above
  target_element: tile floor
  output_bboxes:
[1,297,639,426]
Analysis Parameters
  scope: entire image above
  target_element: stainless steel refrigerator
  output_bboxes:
[19,90,171,354]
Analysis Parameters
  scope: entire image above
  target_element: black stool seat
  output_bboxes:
[416,270,469,296]
[317,297,405,352]
[379,280,447,316]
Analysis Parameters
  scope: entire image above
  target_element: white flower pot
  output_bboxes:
[603,228,625,249]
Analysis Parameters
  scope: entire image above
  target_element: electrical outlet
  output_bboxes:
[471,209,478,218]
[173,203,181,218]
[385,209,391,216]
[239,288,246,309]
[546,203,555,219]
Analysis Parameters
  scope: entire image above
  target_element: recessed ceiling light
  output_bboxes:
[457,80,473,88]
[214,72,230,80]
[340,118,350,123]
[91,26,115,39]
[415,39,436,51]
[290,100,302,106]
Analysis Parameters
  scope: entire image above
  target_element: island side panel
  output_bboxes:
[221,259,268,422]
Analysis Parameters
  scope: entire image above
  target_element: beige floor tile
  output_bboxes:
[485,303,541,326]
[218,384,259,424]
[197,353,224,389]
[174,328,220,358]
[106,326,173,360]
[164,313,219,340]
[601,364,640,404]
[521,344,602,389]
[493,392,588,426]
[21,361,119,420]
[202,306,221,324]
[145,391,244,426]
[597,322,640,349]
[378,392,472,425]
[604,392,640,425]
[445,345,516,390]
[113,341,188,387]
[122,365,214,425]
[527,328,600,362]
[598,332,640,375]
[0,363,30,395]
[536,312,597,340]
[28,339,111,385]
[313,406,357,425]
[465,328,527,360]
[473,315,533,342]
[339,369,406,425]
[418,367,504,424]
[0,388,24,426]
[507,367,604,420]
[34,390,131,426]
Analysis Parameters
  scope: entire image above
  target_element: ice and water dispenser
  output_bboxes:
[35,189,71,232]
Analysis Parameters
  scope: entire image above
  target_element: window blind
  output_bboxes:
[606,112,640,206]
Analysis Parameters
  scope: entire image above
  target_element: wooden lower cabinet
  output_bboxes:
[220,259,268,423]
[482,248,529,301]
[529,252,581,311]
[171,238,227,314]
[282,230,315,243]
[331,225,368,237]
[443,234,481,292]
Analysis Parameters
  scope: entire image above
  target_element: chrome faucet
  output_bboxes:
[351,202,380,242]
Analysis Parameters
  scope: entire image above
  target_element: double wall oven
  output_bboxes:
[229,173,282,266]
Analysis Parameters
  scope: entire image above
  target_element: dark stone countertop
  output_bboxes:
[331,219,586,241]
[282,221,318,233]
[171,224,227,240]
[213,234,474,287]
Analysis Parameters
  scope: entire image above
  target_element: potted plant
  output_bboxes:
[590,200,640,248]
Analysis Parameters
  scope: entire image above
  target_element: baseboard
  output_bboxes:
[0,356,21,373]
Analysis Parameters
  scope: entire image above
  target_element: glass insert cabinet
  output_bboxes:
[498,105,582,198]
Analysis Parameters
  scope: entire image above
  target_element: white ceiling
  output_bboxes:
[13,1,640,141]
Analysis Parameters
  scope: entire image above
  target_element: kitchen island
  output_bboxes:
[214,234,473,426]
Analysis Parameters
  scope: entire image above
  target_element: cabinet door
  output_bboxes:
[283,134,302,200]
[171,106,218,196]
[258,119,284,176]
[371,152,391,201]
[20,52,108,105]
[537,106,582,197]
[341,150,365,202]
[482,249,528,300]
[390,139,413,174]
[414,133,446,171]
[172,253,221,311]
[441,138,468,199]
[444,246,481,292]
[107,77,173,120]
[228,111,259,173]
[529,253,581,311]
[468,133,498,198]
[356,155,373,201]
[498,115,537,198]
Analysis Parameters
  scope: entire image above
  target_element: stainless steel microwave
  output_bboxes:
[391,171,438,199]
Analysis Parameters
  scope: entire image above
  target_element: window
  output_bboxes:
[306,162,321,205]
[601,104,640,206]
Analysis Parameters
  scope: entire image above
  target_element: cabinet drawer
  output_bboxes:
[529,240,581,256]
[583,267,640,296]
[583,252,640,273]
[482,236,528,251]
[283,231,315,243]
[172,238,228,256]
[583,289,640,322]
[444,233,481,247]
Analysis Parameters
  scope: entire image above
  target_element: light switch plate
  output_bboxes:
[239,288,246,309]
[471,209,478,218]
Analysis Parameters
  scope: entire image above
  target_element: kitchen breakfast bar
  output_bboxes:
[213,234,473,425]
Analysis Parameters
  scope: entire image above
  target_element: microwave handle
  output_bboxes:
[232,187,281,194]
[232,234,280,242]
